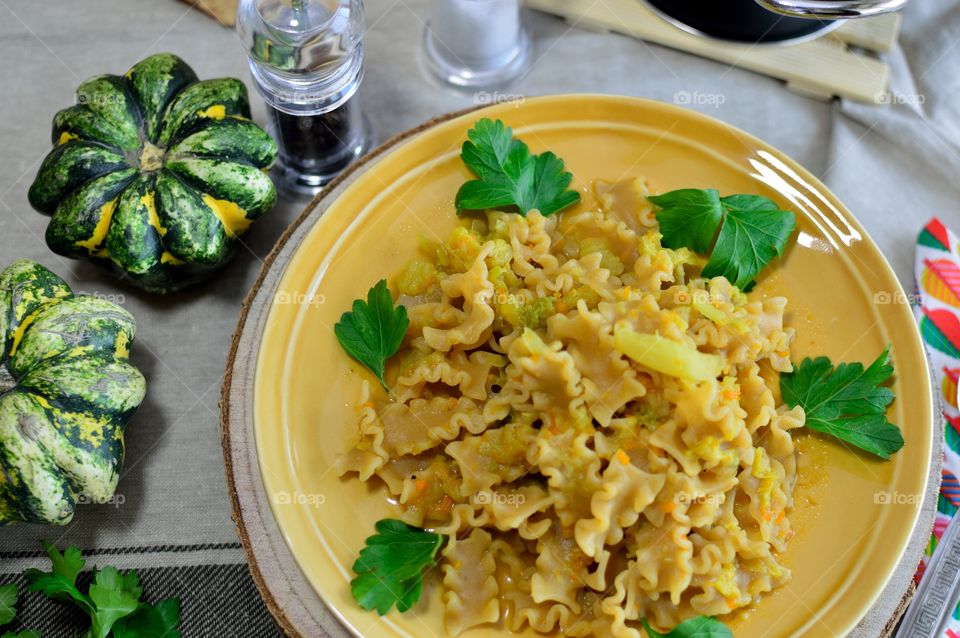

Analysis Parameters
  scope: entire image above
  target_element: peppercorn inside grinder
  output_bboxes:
[237,0,372,197]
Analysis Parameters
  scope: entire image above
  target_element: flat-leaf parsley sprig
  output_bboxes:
[781,346,904,459]
[335,280,410,392]
[0,541,182,638]
[455,118,581,217]
[0,584,17,627]
[649,188,796,289]
[642,615,733,638]
[351,519,445,615]
[0,584,35,638]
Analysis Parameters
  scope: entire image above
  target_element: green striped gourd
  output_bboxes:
[0,260,146,525]
[28,53,278,293]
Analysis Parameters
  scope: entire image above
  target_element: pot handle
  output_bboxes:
[754,0,908,18]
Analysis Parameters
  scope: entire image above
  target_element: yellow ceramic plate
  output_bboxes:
[253,95,932,637]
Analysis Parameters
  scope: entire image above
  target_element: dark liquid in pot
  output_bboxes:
[647,0,834,43]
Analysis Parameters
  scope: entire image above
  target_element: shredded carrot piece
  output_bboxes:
[615,449,631,466]
[723,389,740,401]
[726,596,738,609]
[415,479,427,492]
[660,500,676,513]
[775,510,786,525]
[439,494,455,513]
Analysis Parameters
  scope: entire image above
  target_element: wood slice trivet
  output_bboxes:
[220,108,941,638]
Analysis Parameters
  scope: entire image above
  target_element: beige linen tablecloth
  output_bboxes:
[0,0,957,635]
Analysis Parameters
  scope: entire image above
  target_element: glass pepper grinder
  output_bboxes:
[237,0,372,197]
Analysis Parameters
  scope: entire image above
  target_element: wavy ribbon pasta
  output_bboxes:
[338,177,802,636]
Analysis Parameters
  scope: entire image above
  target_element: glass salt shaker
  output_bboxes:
[423,0,532,89]
[237,0,372,197]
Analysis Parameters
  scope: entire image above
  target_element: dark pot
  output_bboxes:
[646,0,836,43]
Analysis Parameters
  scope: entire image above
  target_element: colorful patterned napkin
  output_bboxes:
[913,218,960,633]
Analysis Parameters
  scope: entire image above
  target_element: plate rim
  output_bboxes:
[221,94,940,638]
[220,104,485,638]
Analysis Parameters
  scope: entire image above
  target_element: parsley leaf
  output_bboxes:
[648,189,723,254]
[642,616,733,638]
[702,197,795,289]
[87,568,141,638]
[112,600,181,638]
[455,118,580,216]
[24,542,91,613]
[335,280,409,391]
[0,582,41,638]
[21,542,180,638]
[781,346,904,459]
[0,584,17,625]
[652,189,795,289]
[351,519,444,615]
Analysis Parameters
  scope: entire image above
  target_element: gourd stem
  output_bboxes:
[0,363,15,395]
[138,141,165,172]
